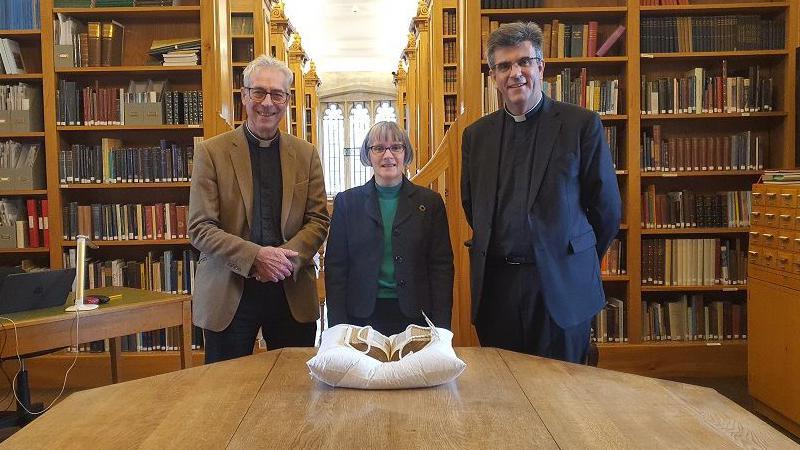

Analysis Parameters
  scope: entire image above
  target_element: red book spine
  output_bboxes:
[155,203,165,239]
[41,199,49,247]
[26,199,40,248]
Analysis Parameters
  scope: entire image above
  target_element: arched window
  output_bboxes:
[348,102,372,189]
[322,103,345,194]
[374,101,397,123]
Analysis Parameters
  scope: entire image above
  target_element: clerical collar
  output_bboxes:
[244,123,280,148]
[504,96,543,122]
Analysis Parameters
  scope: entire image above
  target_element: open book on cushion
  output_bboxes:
[306,321,466,389]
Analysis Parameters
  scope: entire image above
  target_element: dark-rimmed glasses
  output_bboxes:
[491,56,543,73]
[368,144,405,155]
[243,87,290,104]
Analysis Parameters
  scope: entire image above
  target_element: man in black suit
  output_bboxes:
[461,22,621,363]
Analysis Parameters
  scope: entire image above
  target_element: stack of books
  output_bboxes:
[148,38,201,66]
[762,170,800,183]
[162,50,198,66]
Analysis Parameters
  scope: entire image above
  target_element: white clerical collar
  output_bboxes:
[504,96,542,122]
[244,122,279,148]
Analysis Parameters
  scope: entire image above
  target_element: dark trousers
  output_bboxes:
[346,299,427,337]
[203,278,316,364]
[476,264,591,364]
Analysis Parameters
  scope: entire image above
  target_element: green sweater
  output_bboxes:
[376,182,401,299]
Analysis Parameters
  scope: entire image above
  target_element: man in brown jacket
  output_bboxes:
[188,55,329,363]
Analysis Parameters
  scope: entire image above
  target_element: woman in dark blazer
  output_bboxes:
[325,121,454,335]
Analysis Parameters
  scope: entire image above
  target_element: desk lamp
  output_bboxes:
[65,235,99,312]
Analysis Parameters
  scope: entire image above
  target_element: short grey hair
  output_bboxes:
[486,22,544,69]
[360,121,414,167]
[243,55,294,91]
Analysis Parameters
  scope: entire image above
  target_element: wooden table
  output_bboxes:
[0,287,193,383]
[2,347,795,449]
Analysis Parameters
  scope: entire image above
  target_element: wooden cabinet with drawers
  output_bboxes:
[748,181,800,437]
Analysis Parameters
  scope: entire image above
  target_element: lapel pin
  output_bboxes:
[418,205,426,212]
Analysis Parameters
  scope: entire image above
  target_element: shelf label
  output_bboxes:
[641,53,654,58]
[722,287,739,292]
[705,342,722,346]
[661,173,678,177]
[741,113,750,117]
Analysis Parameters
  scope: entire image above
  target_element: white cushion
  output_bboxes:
[306,324,466,389]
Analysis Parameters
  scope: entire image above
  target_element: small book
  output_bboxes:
[346,324,437,363]
[595,25,626,57]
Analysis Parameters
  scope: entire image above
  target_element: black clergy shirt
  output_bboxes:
[487,99,544,261]
[244,124,283,248]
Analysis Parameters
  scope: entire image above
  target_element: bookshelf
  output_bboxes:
[0,0,233,382]
[287,33,307,140]
[303,62,320,148]
[412,0,432,169]
[393,61,408,132]
[229,0,271,127]
[267,0,292,134]
[453,0,798,376]
[0,0,48,267]
[403,32,419,174]
[431,0,459,158]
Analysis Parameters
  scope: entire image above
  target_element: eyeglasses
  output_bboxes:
[243,87,290,104]
[368,144,405,155]
[491,56,542,74]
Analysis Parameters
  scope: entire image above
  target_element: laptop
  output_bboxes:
[0,269,76,315]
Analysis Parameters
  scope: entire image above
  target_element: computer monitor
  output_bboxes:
[0,269,76,315]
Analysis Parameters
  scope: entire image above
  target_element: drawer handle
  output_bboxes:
[765,214,775,218]
[749,232,759,237]
[748,251,759,256]
[762,233,773,238]
[751,212,761,216]
[781,193,792,198]
[766,193,777,198]
[752,193,762,197]
[781,214,791,220]
[779,236,789,241]
[795,238,800,244]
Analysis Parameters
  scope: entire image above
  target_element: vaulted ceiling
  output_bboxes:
[283,0,418,74]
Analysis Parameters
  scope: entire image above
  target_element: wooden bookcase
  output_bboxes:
[303,62,320,148]
[230,0,272,128]
[267,0,292,135]
[432,0,459,148]
[453,0,797,377]
[0,0,234,385]
[0,19,50,268]
[287,33,307,140]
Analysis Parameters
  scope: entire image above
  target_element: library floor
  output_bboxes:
[0,377,797,444]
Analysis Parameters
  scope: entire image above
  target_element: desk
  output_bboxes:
[0,287,193,383]
[2,347,795,448]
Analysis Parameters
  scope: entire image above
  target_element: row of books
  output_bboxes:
[642,296,746,342]
[479,0,539,8]
[640,15,785,53]
[62,20,124,68]
[641,187,751,229]
[56,81,203,126]
[444,97,457,123]
[0,0,40,30]
[641,238,747,286]
[0,39,26,75]
[62,248,205,352]
[0,198,49,248]
[601,238,626,276]
[543,22,625,59]
[58,139,196,184]
[603,125,620,169]
[542,71,620,115]
[442,9,457,36]
[62,202,188,241]
[443,68,457,93]
[640,0,688,4]
[0,141,39,169]
[641,128,766,172]
[592,296,626,343]
[0,83,38,112]
[640,66,775,115]
[443,41,457,65]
